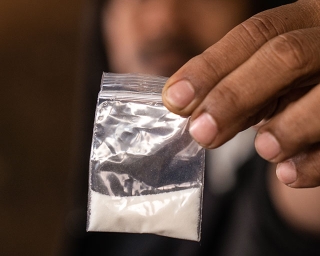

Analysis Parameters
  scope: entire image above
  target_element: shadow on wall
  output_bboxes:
[0,1,82,255]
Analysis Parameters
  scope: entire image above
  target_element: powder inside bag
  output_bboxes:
[87,73,205,241]
[87,187,201,241]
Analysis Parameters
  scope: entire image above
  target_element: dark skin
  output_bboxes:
[162,0,320,189]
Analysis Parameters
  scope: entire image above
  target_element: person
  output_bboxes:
[161,0,320,189]
[59,0,320,255]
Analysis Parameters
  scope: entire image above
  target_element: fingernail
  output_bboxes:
[255,132,281,160]
[189,113,217,146]
[164,80,195,109]
[276,160,297,185]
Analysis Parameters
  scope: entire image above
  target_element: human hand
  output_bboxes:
[162,0,320,188]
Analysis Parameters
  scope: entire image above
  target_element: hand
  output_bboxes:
[162,0,320,188]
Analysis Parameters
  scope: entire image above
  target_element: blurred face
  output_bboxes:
[102,0,252,77]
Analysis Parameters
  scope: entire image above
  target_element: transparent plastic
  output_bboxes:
[87,73,205,241]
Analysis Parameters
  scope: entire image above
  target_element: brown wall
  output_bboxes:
[0,1,82,255]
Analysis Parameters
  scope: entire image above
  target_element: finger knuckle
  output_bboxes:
[268,32,311,72]
[238,14,284,49]
[215,83,239,107]
[303,147,320,186]
[211,81,250,119]
[200,51,220,80]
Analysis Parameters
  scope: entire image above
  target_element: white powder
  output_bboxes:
[87,188,201,241]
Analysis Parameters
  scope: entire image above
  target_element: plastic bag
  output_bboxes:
[87,73,205,241]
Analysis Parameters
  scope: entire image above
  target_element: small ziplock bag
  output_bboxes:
[87,73,205,241]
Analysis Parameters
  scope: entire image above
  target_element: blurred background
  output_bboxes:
[0,1,83,255]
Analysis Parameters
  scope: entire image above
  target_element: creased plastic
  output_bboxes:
[87,73,205,241]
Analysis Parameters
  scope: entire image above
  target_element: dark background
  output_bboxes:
[0,1,82,255]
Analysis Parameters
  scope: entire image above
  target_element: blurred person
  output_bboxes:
[60,0,320,255]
